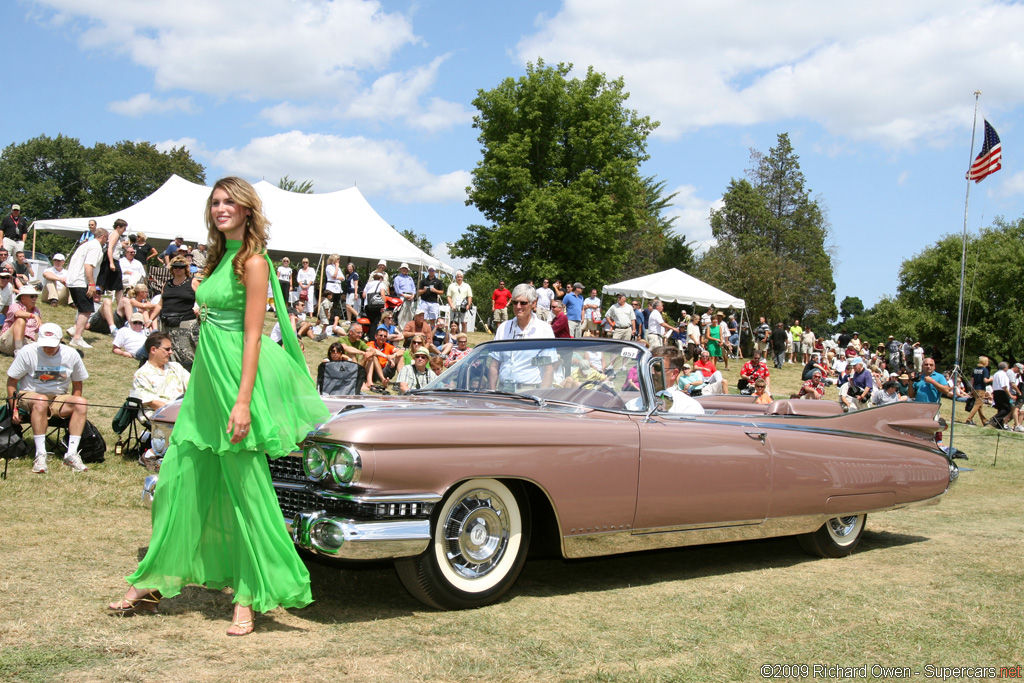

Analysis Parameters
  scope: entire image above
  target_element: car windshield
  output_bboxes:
[418,338,650,412]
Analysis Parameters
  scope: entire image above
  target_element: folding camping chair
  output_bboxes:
[111,396,150,459]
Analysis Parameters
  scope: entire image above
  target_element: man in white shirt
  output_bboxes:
[118,246,146,290]
[489,283,556,391]
[604,294,635,341]
[112,313,150,360]
[447,270,473,334]
[661,355,705,415]
[6,323,91,472]
[990,361,1014,429]
[646,300,671,349]
[66,228,109,349]
[535,278,555,321]
[42,253,70,306]
[132,332,190,414]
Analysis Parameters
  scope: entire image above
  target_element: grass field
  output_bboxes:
[1,306,1022,682]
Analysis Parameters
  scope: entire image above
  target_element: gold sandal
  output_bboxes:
[226,619,255,637]
[108,590,161,615]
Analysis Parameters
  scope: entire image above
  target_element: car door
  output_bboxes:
[632,413,772,532]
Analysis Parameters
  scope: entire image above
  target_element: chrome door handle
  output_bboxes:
[745,431,766,445]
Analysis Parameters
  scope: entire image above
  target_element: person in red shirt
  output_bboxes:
[693,349,729,394]
[739,351,770,394]
[491,280,512,329]
[799,370,826,400]
[365,326,403,391]
[550,299,571,338]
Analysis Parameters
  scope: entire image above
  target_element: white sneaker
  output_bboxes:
[66,326,76,337]
[1015,425,1024,433]
[69,338,92,349]
[32,454,48,473]
[63,452,88,472]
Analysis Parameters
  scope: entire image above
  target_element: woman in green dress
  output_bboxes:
[108,177,329,636]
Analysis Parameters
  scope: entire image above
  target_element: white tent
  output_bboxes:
[602,268,745,309]
[29,174,452,273]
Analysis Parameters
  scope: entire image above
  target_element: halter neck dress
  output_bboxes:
[127,239,329,612]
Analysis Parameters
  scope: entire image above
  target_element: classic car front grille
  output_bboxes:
[268,454,306,484]
[273,485,433,521]
[274,486,343,520]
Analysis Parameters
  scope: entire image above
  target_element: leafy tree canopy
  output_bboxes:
[839,296,865,321]
[453,59,658,287]
[698,133,836,326]
[399,228,434,257]
[0,135,205,223]
[278,175,314,193]
[889,216,1024,363]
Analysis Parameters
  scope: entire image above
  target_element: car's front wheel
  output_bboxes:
[395,478,531,610]
[798,514,866,558]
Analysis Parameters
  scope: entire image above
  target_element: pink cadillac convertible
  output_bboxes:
[147,338,958,610]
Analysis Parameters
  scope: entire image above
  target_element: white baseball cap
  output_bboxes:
[38,322,62,348]
[53,253,65,261]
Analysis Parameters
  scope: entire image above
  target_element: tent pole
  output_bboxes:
[32,226,36,258]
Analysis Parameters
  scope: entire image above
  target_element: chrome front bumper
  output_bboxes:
[287,511,430,560]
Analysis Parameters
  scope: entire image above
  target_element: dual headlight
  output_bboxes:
[302,443,361,486]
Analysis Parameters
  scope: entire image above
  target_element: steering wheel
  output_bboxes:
[578,379,617,396]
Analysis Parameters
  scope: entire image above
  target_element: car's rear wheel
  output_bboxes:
[798,514,866,558]
[395,478,531,610]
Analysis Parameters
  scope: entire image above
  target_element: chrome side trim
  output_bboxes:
[286,515,431,560]
[316,491,443,504]
[562,496,948,559]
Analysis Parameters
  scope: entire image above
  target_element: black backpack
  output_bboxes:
[58,421,107,464]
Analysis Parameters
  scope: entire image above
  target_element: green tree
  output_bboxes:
[454,59,656,287]
[620,176,695,279]
[700,134,836,326]
[278,175,314,193]
[86,140,205,216]
[839,296,865,321]
[0,135,205,221]
[399,228,434,257]
[895,217,1024,362]
[0,134,90,221]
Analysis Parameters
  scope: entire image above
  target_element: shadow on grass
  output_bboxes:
[238,527,933,621]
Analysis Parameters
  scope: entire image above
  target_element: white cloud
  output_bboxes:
[258,55,473,131]
[108,93,196,116]
[517,0,1024,147]
[993,171,1024,198]
[38,0,467,130]
[664,185,723,253]
[434,242,475,273]
[154,137,205,156]
[210,131,470,203]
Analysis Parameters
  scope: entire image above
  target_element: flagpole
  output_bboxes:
[949,91,982,454]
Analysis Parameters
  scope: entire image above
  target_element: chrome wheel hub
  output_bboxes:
[828,516,859,539]
[443,489,510,579]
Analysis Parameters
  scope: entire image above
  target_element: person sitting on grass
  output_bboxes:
[444,333,471,368]
[112,313,151,360]
[798,370,826,400]
[396,347,437,394]
[0,285,42,356]
[118,283,158,330]
[132,332,190,415]
[365,326,403,391]
[6,323,91,473]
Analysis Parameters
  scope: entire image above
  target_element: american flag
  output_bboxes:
[966,119,1002,183]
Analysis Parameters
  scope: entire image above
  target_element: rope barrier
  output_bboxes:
[4,393,141,412]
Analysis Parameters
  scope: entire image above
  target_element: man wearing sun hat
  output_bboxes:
[392,262,417,330]
[6,322,91,473]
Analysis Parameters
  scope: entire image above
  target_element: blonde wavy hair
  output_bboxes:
[202,176,270,282]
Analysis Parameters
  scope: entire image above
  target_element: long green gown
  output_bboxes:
[127,240,330,612]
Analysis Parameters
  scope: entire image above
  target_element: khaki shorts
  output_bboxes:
[18,392,77,418]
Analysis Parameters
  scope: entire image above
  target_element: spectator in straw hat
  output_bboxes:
[0,284,42,356]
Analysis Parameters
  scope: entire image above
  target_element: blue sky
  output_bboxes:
[4,0,1024,310]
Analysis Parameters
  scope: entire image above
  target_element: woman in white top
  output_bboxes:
[295,258,316,307]
[323,254,343,322]
[276,257,293,301]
